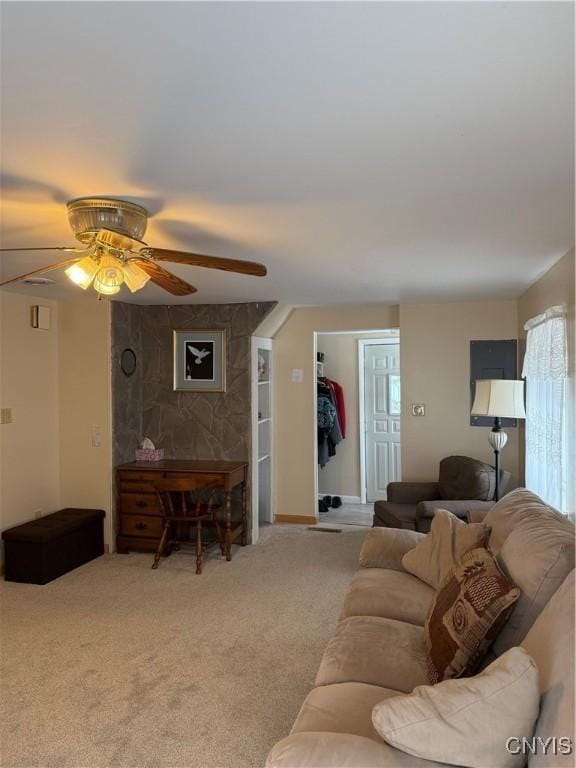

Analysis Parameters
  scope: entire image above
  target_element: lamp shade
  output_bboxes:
[65,256,99,289]
[123,261,151,293]
[471,379,526,419]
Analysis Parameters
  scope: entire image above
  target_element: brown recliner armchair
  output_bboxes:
[373,455,511,533]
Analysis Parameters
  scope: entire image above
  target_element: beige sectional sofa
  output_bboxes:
[267,489,575,767]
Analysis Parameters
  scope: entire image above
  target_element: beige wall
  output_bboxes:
[0,292,113,555]
[59,299,113,549]
[517,249,575,485]
[273,305,399,519]
[317,331,397,498]
[0,293,61,537]
[399,300,520,486]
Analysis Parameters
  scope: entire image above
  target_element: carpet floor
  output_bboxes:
[1,525,364,768]
[320,503,373,527]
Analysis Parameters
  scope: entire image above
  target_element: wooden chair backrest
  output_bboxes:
[154,477,221,520]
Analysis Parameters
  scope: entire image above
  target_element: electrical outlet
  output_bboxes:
[34,508,43,519]
[412,404,426,417]
[1,408,12,424]
[91,426,102,448]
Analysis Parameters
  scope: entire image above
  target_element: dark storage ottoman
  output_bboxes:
[2,508,105,584]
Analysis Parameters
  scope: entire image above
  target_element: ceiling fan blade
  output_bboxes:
[0,246,88,253]
[0,173,70,204]
[0,256,81,287]
[146,248,267,277]
[133,259,197,296]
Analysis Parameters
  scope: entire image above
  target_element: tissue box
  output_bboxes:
[135,448,164,462]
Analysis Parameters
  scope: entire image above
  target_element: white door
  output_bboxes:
[364,344,401,501]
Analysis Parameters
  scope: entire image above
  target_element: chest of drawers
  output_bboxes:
[116,468,163,552]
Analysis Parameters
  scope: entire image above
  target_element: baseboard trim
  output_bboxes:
[275,514,317,525]
[317,494,362,505]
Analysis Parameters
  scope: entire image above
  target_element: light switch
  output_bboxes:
[291,368,304,383]
[1,408,12,424]
[91,426,102,448]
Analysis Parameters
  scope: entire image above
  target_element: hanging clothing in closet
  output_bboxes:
[329,379,346,438]
[317,377,346,466]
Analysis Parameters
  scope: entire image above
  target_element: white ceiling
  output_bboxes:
[1,2,573,306]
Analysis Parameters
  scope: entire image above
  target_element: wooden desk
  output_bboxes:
[116,460,248,560]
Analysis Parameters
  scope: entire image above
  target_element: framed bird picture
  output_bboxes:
[173,329,226,392]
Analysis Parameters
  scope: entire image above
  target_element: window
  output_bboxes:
[522,306,570,514]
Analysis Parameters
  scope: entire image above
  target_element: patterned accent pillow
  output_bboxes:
[425,547,520,683]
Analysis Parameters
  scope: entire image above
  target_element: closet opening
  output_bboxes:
[314,329,401,527]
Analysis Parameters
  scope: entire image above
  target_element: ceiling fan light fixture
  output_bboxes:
[123,261,151,293]
[93,254,124,295]
[2,195,267,297]
[93,281,121,296]
[65,255,99,289]
[67,198,148,244]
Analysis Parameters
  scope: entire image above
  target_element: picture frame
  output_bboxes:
[173,329,226,392]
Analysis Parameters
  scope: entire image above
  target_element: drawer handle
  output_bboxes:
[135,522,147,530]
[136,500,148,508]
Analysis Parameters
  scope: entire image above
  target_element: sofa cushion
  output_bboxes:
[522,570,575,768]
[484,487,571,553]
[291,682,398,741]
[484,489,575,654]
[340,568,434,625]
[266,732,461,768]
[358,527,425,570]
[316,616,428,692]
[372,647,540,768]
[402,509,490,589]
[425,547,520,682]
[438,455,495,501]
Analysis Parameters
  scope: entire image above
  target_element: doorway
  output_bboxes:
[314,330,400,526]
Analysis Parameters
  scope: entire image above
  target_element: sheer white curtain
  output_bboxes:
[522,305,569,513]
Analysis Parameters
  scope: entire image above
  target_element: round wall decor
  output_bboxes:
[120,348,137,377]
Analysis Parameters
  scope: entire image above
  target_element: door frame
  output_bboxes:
[312,330,399,518]
[251,336,274,544]
[358,338,401,504]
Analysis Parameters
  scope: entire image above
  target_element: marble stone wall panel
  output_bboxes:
[112,301,275,465]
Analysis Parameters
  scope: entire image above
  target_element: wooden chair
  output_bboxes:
[152,477,224,574]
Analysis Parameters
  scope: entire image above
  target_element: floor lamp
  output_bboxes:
[471,379,526,501]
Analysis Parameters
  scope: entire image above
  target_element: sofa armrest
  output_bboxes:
[266,734,386,767]
[359,527,425,570]
[267,733,453,767]
[415,500,494,533]
[387,482,440,504]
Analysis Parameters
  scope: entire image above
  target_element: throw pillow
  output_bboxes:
[402,508,490,588]
[372,646,540,768]
[425,547,520,682]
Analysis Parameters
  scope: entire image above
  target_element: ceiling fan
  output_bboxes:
[0,197,267,297]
